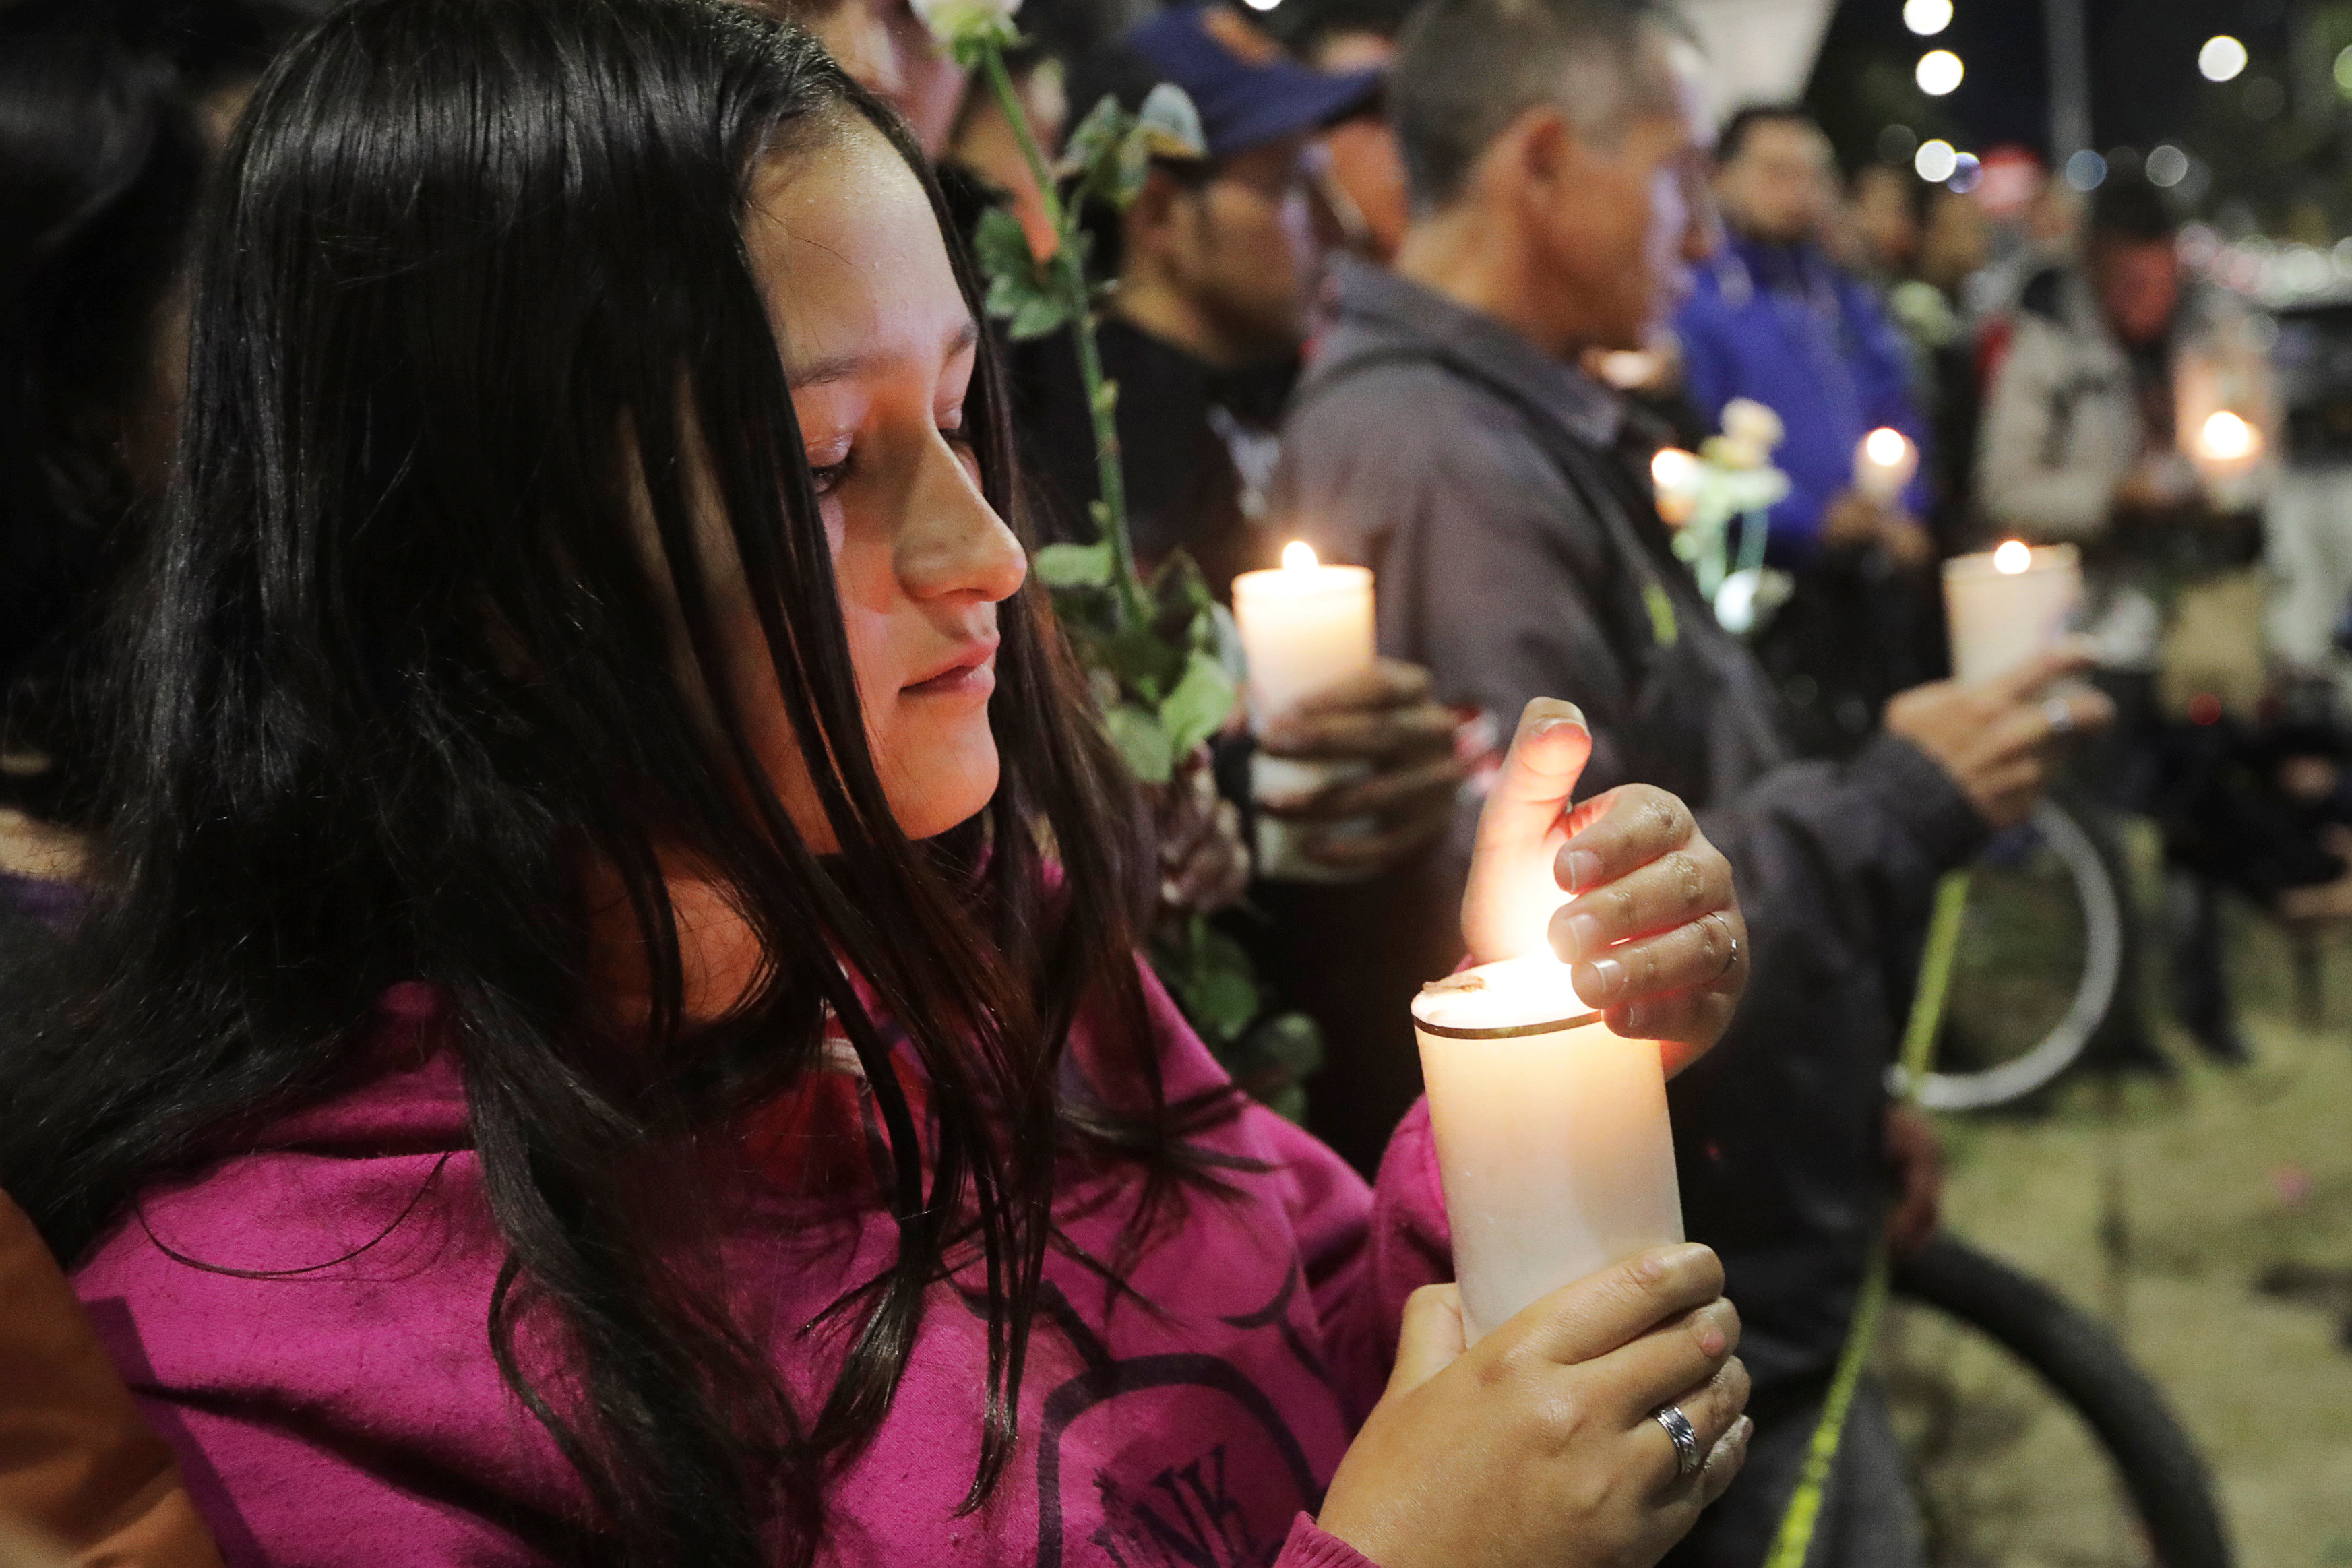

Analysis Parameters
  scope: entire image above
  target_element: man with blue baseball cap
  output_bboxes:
[1021,3,1380,588]
[1016,6,1476,1173]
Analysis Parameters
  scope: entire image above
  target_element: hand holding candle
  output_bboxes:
[1460,701,1747,1069]
[1941,540,2082,685]
[1233,542,1378,882]
[1424,701,1749,1342]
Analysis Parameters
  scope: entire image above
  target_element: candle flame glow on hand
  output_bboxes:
[1282,540,1320,573]
[2199,410,2259,462]
[1650,447,1700,492]
[1864,427,1911,466]
[1993,540,2033,575]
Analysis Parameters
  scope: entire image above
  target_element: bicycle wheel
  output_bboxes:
[1920,798,2128,1111]
[1884,1234,2233,1568]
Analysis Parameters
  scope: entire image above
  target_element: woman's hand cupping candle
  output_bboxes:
[1232,542,1378,881]
[1429,700,1748,1341]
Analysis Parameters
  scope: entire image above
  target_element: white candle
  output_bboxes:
[1942,540,2082,685]
[1413,956,1685,1344]
[1853,427,1919,505]
[1233,543,1379,883]
[1231,542,1375,728]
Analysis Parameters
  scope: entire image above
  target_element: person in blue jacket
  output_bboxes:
[1674,106,1941,753]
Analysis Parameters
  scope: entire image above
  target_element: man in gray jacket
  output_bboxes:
[1268,0,2110,1559]
[1978,170,2277,1061]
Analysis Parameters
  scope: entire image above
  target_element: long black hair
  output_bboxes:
[0,0,303,819]
[1,1,1201,1562]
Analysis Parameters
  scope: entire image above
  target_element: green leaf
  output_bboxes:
[1059,92,1129,181]
[1096,621,1181,699]
[1107,123,1153,208]
[1158,648,1235,756]
[1007,290,1074,340]
[1189,966,1260,1044]
[1249,1012,1325,1077]
[1032,540,1114,588]
[1104,702,1175,784]
[971,205,1035,288]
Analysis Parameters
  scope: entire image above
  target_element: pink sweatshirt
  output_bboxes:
[73,971,1456,1567]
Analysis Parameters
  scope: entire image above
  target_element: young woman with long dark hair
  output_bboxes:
[3,3,1755,1565]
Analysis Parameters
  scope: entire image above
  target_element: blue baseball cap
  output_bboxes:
[1120,3,1382,162]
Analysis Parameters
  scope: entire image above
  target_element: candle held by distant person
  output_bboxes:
[1853,426,1918,505]
[1941,540,2082,684]
[1232,543,1378,881]
[1413,955,1685,1343]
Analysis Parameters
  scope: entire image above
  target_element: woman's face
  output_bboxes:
[731,119,1026,846]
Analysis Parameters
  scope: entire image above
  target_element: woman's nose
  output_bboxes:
[897,433,1027,606]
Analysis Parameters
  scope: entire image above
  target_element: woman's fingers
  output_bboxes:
[1550,836,1735,965]
[1554,785,1699,898]
[1509,1243,1725,1368]
[1388,1284,1468,1399]
[1699,1415,1754,1506]
[1567,904,1745,1009]
[1634,1355,1752,1497]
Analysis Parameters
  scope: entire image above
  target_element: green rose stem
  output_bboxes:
[974,44,1149,629]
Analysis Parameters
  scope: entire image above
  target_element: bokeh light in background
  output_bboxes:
[2065,149,2107,191]
[1948,150,1982,193]
[2146,143,2189,189]
[1915,47,1964,96]
[2198,34,2248,84]
[1901,0,1950,38]
[1914,137,1958,182]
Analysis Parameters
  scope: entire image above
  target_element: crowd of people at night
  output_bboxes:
[0,0,2341,1565]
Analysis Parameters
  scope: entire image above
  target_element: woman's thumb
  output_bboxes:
[1388,1284,1468,1398]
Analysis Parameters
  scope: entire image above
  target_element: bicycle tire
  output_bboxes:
[1892,1234,2234,1568]
[1919,798,2128,1111]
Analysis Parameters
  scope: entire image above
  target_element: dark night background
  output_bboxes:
[1803,0,2352,236]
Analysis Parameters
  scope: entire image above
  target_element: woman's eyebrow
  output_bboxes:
[788,318,981,390]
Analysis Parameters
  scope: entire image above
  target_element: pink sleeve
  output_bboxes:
[1125,959,1455,1422]
[1246,1096,1454,1424]
[1276,1511,1384,1568]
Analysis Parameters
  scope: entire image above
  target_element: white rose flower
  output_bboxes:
[910,0,1021,52]
[1720,396,1785,454]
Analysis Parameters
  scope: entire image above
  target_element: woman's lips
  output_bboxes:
[902,644,997,699]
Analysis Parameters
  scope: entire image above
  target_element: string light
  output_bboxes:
[1917,49,1964,96]
[2199,35,2248,83]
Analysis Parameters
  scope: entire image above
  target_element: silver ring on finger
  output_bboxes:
[1702,910,1739,984]
[2043,695,2075,739]
[1654,1402,1702,1479]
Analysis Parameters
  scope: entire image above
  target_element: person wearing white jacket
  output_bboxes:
[1977,168,2280,1063]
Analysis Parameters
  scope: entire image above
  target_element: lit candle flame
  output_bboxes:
[2199,410,2258,462]
[1650,447,1699,491]
[1282,540,1320,573]
[1864,427,1911,467]
[1993,540,2032,575]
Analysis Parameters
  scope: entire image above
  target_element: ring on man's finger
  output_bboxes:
[1653,1403,1702,1479]
[1702,910,1739,984]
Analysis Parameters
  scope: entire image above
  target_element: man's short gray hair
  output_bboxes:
[1391,0,1684,214]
